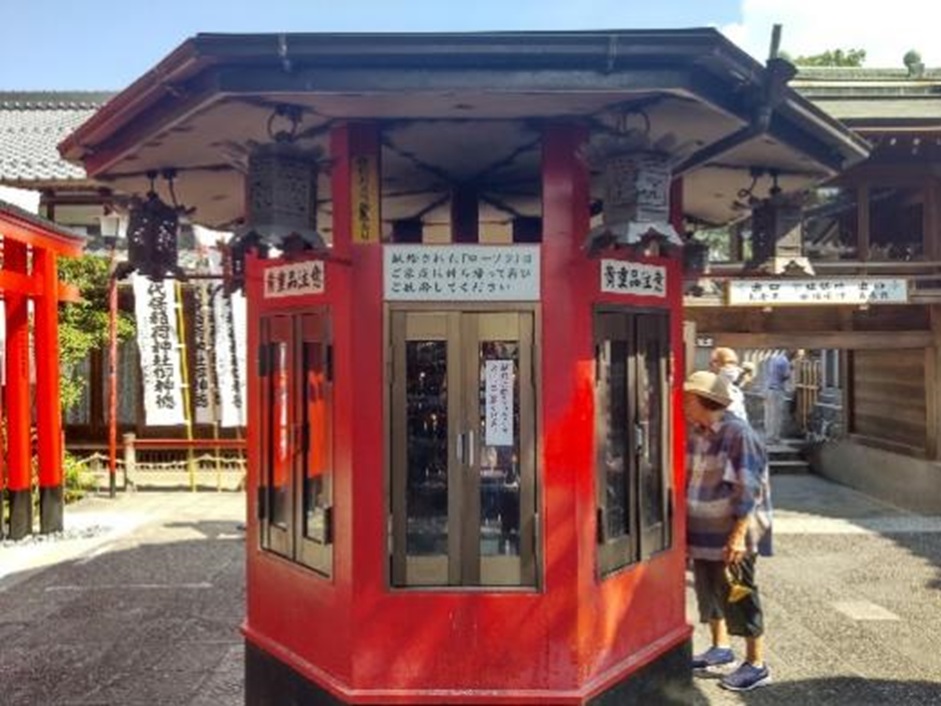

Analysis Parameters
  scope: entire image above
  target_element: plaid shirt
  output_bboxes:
[686,412,772,561]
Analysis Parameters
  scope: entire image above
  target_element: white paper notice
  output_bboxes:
[484,360,514,447]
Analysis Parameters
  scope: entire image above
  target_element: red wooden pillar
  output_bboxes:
[4,240,32,539]
[34,248,64,533]
[330,121,387,618]
[539,123,594,672]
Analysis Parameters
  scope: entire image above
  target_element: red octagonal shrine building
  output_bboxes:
[62,30,866,705]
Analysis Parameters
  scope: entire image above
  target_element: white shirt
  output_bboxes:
[718,364,749,424]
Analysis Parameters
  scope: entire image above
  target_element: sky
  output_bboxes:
[1,0,940,90]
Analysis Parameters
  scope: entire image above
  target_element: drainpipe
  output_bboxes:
[673,24,797,177]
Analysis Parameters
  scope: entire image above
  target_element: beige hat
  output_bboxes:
[683,370,732,407]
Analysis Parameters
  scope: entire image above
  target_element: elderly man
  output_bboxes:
[684,370,773,692]
[709,347,749,423]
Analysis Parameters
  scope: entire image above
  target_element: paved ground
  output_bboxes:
[1,476,941,705]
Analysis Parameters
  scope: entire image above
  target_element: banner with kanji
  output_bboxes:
[212,285,246,428]
[192,282,216,424]
[132,275,185,426]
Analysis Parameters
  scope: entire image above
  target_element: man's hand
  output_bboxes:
[723,540,747,566]
[724,519,749,565]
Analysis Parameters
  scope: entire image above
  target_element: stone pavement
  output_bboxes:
[1,477,940,705]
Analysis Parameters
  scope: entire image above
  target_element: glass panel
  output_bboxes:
[602,340,630,539]
[477,340,521,557]
[405,341,449,556]
[638,326,665,539]
[303,341,331,543]
[269,342,291,529]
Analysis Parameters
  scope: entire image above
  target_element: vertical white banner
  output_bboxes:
[212,286,245,428]
[230,289,247,425]
[192,283,215,424]
[484,360,514,447]
[132,275,185,426]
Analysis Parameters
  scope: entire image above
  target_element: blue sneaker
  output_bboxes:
[691,646,735,670]
[720,661,772,691]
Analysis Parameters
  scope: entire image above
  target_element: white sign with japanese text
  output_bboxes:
[727,278,908,306]
[600,259,667,298]
[484,360,514,447]
[213,287,246,428]
[384,245,540,301]
[192,283,215,425]
[264,260,325,298]
[132,275,185,426]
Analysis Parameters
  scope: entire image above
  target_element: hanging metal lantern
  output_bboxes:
[586,151,682,254]
[115,172,184,280]
[748,172,814,275]
[234,104,326,261]
[581,110,689,257]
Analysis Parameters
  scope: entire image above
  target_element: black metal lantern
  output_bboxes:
[115,171,185,280]
[234,104,326,256]
[747,170,814,275]
[581,110,686,257]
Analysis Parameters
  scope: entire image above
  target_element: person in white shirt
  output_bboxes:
[710,347,749,424]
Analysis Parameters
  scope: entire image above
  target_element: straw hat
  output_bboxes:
[683,370,732,407]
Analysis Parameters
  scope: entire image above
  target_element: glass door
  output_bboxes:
[260,315,295,559]
[464,312,536,587]
[390,309,537,588]
[258,310,335,576]
[595,308,671,575]
[636,313,670,559]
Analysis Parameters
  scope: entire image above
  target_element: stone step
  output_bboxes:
[770,458,811,474]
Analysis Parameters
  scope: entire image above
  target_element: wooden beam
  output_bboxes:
[710,330,932,350]
[0,269,39,297]
[857,184,870,262]
[929,305,941,459]
[924,177,941,261]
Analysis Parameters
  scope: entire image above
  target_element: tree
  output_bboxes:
[793,48,866,67]
[57,255,135,413]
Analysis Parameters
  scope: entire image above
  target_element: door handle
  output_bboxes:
[467,429,475,468]
[635,421,647,457]
[456,432,465,465]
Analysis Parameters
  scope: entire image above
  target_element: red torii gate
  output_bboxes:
[0,199,83,540]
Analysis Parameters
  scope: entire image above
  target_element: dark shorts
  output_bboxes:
[692,556,764,638]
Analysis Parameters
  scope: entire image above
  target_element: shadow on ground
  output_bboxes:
[693,676,941,706]
[0,520,245,706]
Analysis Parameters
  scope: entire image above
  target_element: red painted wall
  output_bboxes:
[242,124,690,704]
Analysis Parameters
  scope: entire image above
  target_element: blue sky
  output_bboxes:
[1,0,939,90]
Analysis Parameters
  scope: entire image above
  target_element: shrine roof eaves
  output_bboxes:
[0,197,86,256]
[59,29,868,176]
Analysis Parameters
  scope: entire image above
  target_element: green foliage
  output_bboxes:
[62,452,96,503]
[57,255,135,413]
[793,48,866,67]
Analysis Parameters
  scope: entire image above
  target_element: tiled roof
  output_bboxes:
[0,92,114,185]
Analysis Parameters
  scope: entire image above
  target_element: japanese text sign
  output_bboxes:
[485,360,515,447]
[600,259,667,298]
[384,245,540,301]
[264,260,325,298]
[727,278,908,306]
